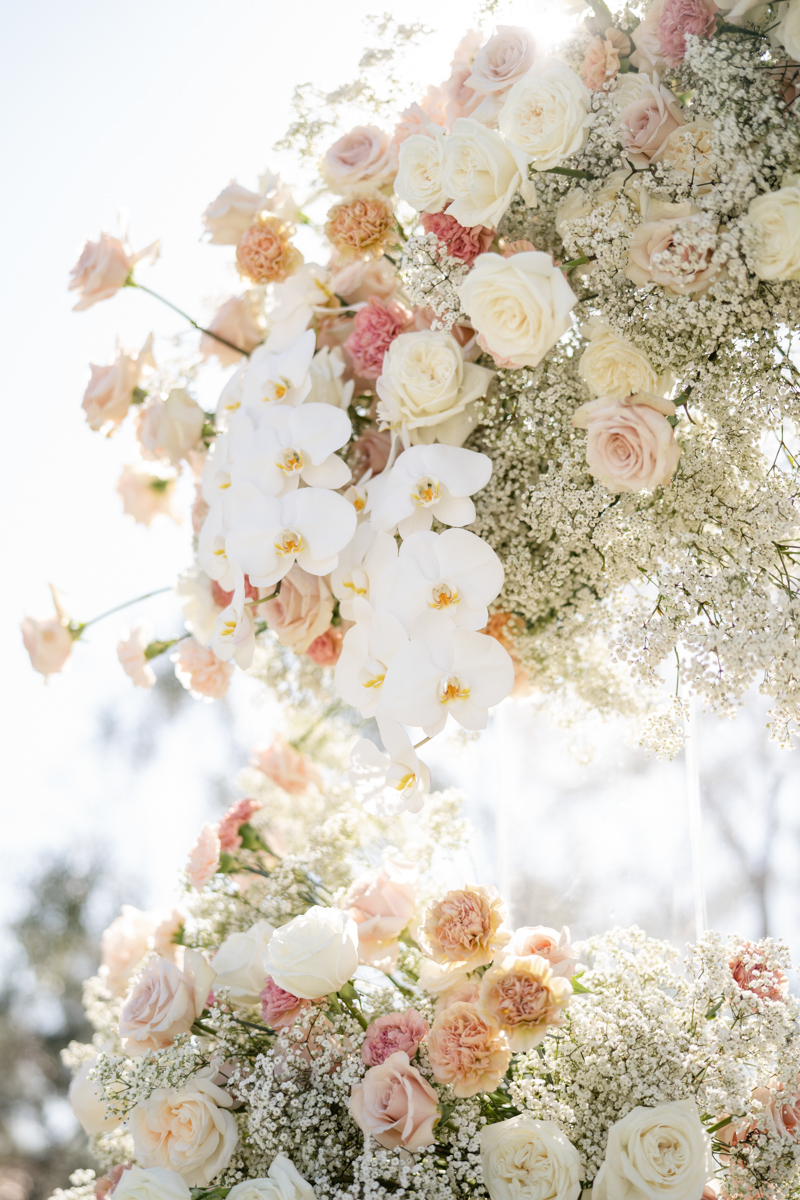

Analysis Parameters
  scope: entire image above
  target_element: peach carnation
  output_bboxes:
[362,1009,430,1066]
[260,976,313,1028]
[583,29,631,91]
[479,955,572,1052]
[217,798,262,853]
[250,735,321,794]
[186,824,221,890]
[427,1002,511,1097]
[345,297,411,380]
[236,215,302,285]
[421,884,510,968]
[421,212,495,266]
[325,189,398,263]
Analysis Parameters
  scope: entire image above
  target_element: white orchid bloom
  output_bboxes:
[334,599,409,717]
[216,330,316,424]
[330,525,398,620]
[379,628,515,735]
[197,480,261,590]
[372,528,504,633]
[209,565,256,669]
[225,487,357,587]
[230,403,352,497]
[307,347,355,410]
[349,721,431,815]
[369,444,493,537]
[266,264,335,354]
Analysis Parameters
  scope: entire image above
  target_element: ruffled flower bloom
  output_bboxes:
[260,977,314,1028]
[217,797,262,853]
[499,58,592,170]
[117,624,156,690]
[236,216,303,285]
[137,387,205,467]
[262,905,359,999]
[658,0,718,67]
[362,1009,430,1066]
[593,1100,714,1200]
[349,1051,439,1151]
[480,1116,583,1200]
[427,1002,511,1097]
[306,628,343,666]
[186,824,221,890]
[129,1074,238,1186]
[729,942,789,1000]
[324,189,397,262]
[83,334,154,432]
[443,118,535,228]
[579,320,658,400]
[573,394,681,493]
[479,954,572,1051]
[583,29,631,90]
[421,883,509,968]
[21,586,75,679]
[345,297,411,380]
[68,231,159,310]
[250,735,321,794]
[100,905,159,996]
[172,637,234,701]
[421,211,495,266]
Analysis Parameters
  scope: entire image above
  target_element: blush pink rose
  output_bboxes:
[262,565,335,652]
[250,735,321,794]
[186,824,221,890]
[83,334,154,432]
[619,78,684,168]
[351,427,394,476]
[729,942,789,1001]
[573,395,681,493]
[119,951,214,1054]
[100,906,158,996]
[321,126,398,193]
[172,637,234,701]
[21,586,75,680]
[217,798,262,853]
[350,1051,439,1151]
[362,1009,430,1066]
[345,297,412,380]
[427,1002,511,1097]
[117,464,179,527]
[68,232,159,311]
[342,856,418,971]
[507,925,580,979]
[306,627,343,666]
[626,211,721,295]
[465,26,537,123]
[200,294,265,367]
[772,1079,800,1137]
[392,103,442,147]
[260,976,314,1028]
[421,212,495,265]
[658,0,718,67]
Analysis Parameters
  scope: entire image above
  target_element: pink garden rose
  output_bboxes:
[262,565,335,653]
[68,232,159,310]
[82,334,154,432]
[465,26,537,123]
[200,294,265,367]
[507,925,580,979]
[217,798,262,853]
[350,1051,439,1150]
[362,1009,430,1066]
[342,856,418,972]
[630,1,668,71]
[392,103,441,147]
[658,0,718,67]
[427,1002,511,1097]
[421,212,495,265]
[619,77,684,168]
[345,297,412,380]
[119,950,215,1054]
[626,210,721,295]
[100,906,159,996]
[321,126,398,193]
[172,637,234,701]
[186,824,221,890]
[306,628,343,666]
[260,976,313,1028]
[250,735,321,794]
[573,394,681,493]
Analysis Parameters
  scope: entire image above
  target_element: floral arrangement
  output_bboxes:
[57,736,800,1200]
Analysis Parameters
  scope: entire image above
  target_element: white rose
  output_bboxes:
[137,387,205,466]
[68,1059,122,1136]
[227,1156,316,1200]
[499,59,591,170]
[202,182,265,245]
[480,1115,582,1200]
[395,130,448,214]
[442,118,537,229]
[746,183,800,280]
[211,918,276,1007]
[376,331,494,448]
[776,0,800,58]
[578,321,658,400]
[130,1073,238,1185]
[112,1167,191,1200]
[593,1100,714,1200]
[459,251,576,369]
[119,949,215,1055]
[306,347,354,410]
[262,905,359,999]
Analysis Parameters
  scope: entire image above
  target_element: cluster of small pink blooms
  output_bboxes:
[259,977,313,1028]
[171,637,233,701]
[217,798,262,853]
[419,212,495,266]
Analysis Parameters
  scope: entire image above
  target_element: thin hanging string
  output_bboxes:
[685,697,708,941]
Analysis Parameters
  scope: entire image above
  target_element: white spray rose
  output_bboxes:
[480,1115,582,1200]
[211,918,276,1007]
[68,1059,122,1135]
[262,905,359,999]
[395,131,448,213]
[746,182,800,281]
[578,321,658,400]
[593,1099,714,1200]
[306,347,354,409]
[130,1073,238,1185]
[112,1167,191,1200]
[226,1156,316,1200]
[443,118,537,228]
[459,252,576,369]
[499,59,591,170]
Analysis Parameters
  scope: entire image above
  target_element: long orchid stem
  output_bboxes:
[126,280,252,357]
[79,586,173,632]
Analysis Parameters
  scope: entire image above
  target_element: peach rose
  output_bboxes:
[68,232,159,311]
[626,210,721,295]
[321,126,398,193]
[465,26,537,123]
[83,334,154,433]
[362,1009,430,1066]
[236,216,303,285]
[325,189,398,263]
[306,628,343,666]
[119,950,215,1055]
[421,212,496,265]
[21,585,75,679]
[583,29,631,91]
[434,976,482,1016]
[658,0,718,66]
[136,388,205,467]
[117,464,179,527]
[217,797,262,853]
[260,976,314,1028]
[199,294,265,367]
[427,1002,512,1097]
[350,1051,439,1151]
[392,103,441,146]
[630,1,668,71]
[262,566,335,653]
[186,824,221,890]
[479,955,572,1051]
[100,905,158,995]
[651,120,715,187]
[342,855,418,972]
[250,735,321,794]
[619,77,684,168]
[507,926,579,979]
[129,1074,238,1185]
[351,426,394,475]
[345,297,411,380]
[421,884,510,969]
[172,638,234,701]
[573,394,681,493]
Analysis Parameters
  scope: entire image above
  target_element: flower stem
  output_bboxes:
[78,586,173,632]
[144,637,180,660]
[541,167,596,180]
[716,18,768,38]
[561,255,591,273]
[125,279,253,357]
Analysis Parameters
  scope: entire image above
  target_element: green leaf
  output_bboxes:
[570,972,592,995]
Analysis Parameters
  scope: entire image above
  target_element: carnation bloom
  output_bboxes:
[186,824,221,890]
[421,212,495,265]
[345,297,411,380]
[427,1001,512,1097]
[362,1009,430,1066]
[421,884,509,968]
[171,637,234,701]
[658,0,718,67]
[479,954,573,1051]
[260,976,313,1028]
[324,189,398,262]
[217,798,262,853]
[250,735,321,794]
[236,216,303,285]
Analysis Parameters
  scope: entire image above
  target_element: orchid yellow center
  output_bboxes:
[430,583,459,609]
[342,573,367,596]
[410,476,442,507]
[263,378,289,402]
[439,676,470,705]
[278,447,304,474]
[223,400,241,412]
[220,618,238,639]
[353,494,365,512]
[217,471,232,491]
[358,659,386,689]
[274,528,304,556]
[391,771,416,794]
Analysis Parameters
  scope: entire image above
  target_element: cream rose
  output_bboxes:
[650,120,715,187]
[137,388,205,467]
[459,251,576,369]
[578,321,658,400]
[776,0,800,59]
[746,182,800,281]
[226,1157,316,1200]
[619,76,684,168]
[211,919,275,1007]
[480,1115,582,1200]
[376,331,494,448]
[68,1059,122,1136]
[119,949,215,1055]
[261,566,335,652]
[100,904,158,995]
[593,1099,715,1200]
[350,1051,439,1151]
[112,1167,191,1200]
[573,394,681,492]
[499,59,591,170]
[395,130,448,214]
[130,1074,238,1185]
[443,118,536,229]
[262,905,359,999]
[321,125,397,193]
[202,182,264,245]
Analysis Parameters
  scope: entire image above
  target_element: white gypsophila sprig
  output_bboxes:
[399,234,470,332]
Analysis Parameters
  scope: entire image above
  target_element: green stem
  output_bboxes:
[339,995,368,1030]
[561,255,591,273]
[77,586,173,633]
[716,18,768,38]
[191,1020,217,1038]
[145,637,180,660]
[126,279,252,357]
[541,167,596,180]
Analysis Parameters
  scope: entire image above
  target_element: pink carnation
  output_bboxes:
[217,797,262,853]
[260,976,312,1028]
[186,824,221,890]
[420,212,495,266]
[345,297,411,380]
[657,0,718,66]
[362,1009,430,1066]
